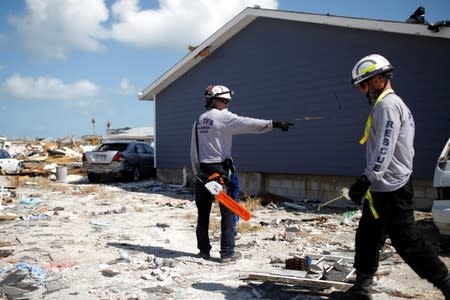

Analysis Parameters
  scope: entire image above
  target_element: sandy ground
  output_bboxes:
[0,175,449,300]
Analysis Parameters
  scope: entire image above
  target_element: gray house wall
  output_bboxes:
[154,17,450,208]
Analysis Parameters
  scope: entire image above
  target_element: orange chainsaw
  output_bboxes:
[202,173,252,221]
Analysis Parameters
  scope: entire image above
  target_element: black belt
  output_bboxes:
[200,159,234,172]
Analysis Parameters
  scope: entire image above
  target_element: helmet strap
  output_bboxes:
[205,98,214,109]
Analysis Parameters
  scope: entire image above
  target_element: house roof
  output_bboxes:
[138,7,450,101]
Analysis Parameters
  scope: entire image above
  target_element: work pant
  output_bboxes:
[354,179,449,286]
[231,172,240,235]
[195,160,236,258]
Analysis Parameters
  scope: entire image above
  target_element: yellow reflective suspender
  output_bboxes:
[365,191,379,219]
[359,88,394,220]
[359,89,394,145]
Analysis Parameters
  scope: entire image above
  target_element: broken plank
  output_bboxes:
[241,272,352,290]
[289,253,354,262]
[270,269,307,278]
[0,241,14,247]
[0,212,19,221]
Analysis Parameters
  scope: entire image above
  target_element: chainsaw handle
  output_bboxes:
[204,181,251,221]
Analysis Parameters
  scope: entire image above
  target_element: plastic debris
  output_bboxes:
[26,214,51,221]
[20,197,38,206]
[340,210,362,226]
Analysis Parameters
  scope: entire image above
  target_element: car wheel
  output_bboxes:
[131,166,141,182]
[87,173,101,183]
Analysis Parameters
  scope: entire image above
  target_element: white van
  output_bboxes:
[432,137,450,235]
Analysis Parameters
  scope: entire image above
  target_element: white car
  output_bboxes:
[432,137,450,235]
[0,149,22,174]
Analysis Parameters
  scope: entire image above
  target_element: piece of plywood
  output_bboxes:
[241,272,352,290]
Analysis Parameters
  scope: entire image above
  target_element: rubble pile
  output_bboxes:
[2,136,95,178]
[0,176,445,299]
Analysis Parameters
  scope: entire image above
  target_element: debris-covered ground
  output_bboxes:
[0,175,449,299]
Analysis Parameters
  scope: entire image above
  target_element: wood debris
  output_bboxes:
[241,271,352,290]
[1,136,96,178]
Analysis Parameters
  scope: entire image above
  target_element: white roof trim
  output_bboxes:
[139,7,450,101]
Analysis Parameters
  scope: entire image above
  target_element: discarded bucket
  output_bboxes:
[55,166,67,181]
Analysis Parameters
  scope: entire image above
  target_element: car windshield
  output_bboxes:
[98,143,129,152]
[0,150,11,158]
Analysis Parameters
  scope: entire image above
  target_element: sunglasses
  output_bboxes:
[359,81,368,89]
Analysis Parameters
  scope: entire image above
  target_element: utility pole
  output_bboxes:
[91,117,96,135]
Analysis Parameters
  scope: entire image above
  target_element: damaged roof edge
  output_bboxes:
[138,7,450,101]
[138,8,256,101]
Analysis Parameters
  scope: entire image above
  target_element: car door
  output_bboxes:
[0,150,7,171]
[0,150,16,173]
[434,137,450,200]
[136,144,150,175]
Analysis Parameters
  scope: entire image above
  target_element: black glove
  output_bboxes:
[273,120,294,132]
[349,175,371,205]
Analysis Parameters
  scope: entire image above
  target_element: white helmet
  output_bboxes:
[351,54,393,87]
[205,85,233,100]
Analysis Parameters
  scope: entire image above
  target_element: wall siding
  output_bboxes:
[155,18,450,179]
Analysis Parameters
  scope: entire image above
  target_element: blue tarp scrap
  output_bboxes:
[27,214,52,221]
[0,263,48,285]
[19,197,38,206]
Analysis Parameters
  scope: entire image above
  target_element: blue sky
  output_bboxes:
[0,0,448,139]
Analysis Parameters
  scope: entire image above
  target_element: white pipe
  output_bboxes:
[181,166,188,188]
[167,167,189,189]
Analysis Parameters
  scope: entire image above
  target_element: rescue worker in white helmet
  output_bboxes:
[190,84,292,263]
[330,54,450,299]
[351,54,394,104]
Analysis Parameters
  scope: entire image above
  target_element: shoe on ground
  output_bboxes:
[196,251,210,259]
[220,251,242,263]
[437,276,450,300]
[328,289,372,300]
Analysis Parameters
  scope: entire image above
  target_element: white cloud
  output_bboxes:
[7,0,278,59]
[9,0,109,60]
[2,74,99,100]
[118,78,138,95]
[110,0,278,48]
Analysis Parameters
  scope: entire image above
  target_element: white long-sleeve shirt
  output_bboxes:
[190,108,272,174]
[363,93,415,192]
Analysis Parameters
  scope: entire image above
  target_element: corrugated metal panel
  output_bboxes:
[155,18,450,179]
